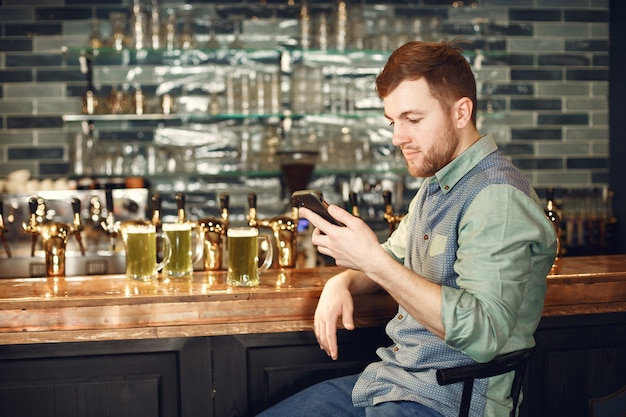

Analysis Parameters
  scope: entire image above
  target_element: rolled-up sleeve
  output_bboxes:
[441,184,556,362]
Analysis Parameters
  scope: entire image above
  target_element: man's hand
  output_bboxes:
[313,274,355,360]
[300,204,385,273]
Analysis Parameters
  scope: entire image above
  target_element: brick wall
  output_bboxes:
[0,0,611,191]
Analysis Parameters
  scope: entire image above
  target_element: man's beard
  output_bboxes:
[405,122,459,178]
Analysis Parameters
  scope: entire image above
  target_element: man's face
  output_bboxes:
[383,78,460,178]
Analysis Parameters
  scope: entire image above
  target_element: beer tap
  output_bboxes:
[247,192,298,268]
[84,194,106,250]
[348,191,360,217]
[0,200,12,258]
[101,188,152,250]
[382,190,405,237]
[22,196,85,277]
[197,193,229,271]
[149,194,160,229]
[71,197,86,256]
[25,197,43,257]
[101,188,118,250]
[175,192,186,223]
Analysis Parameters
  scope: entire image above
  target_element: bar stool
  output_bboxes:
[436,347,534,417]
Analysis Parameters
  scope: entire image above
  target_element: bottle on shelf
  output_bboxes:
[544,187,563,261]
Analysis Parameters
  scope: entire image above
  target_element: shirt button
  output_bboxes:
[393,346,399,352]
[397,314,404,320]
[444,185,450,190]
[424,234,429,240]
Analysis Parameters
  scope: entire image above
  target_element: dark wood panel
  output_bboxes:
[212,328,391,417]
[520,312,626,417]
[0,375,160,417]
[0,338,213,417]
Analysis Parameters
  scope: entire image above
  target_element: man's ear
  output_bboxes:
[453,97,473,129]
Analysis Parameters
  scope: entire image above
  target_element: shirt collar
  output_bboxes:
[432,134,498,194]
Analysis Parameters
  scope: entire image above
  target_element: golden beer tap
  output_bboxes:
[197,193,229,271]
[22,196,85,277]
[0,200,12,258]
[348,191,360,217]
[247,192,299,268]
[101,188,152,250]
[175,192,186,223]
[150,193,162,231]
[382,190,405,237]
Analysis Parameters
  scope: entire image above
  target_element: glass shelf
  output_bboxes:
[62,112,385,123]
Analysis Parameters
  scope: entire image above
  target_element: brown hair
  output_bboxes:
[375,40,477,125]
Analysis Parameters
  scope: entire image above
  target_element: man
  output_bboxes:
[257,40,557,417]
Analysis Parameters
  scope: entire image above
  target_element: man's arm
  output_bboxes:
[313,268,381,360]
[304,205,447,351]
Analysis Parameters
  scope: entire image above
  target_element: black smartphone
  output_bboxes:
[291,189,345,227]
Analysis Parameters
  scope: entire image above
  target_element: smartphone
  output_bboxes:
[291,189,345,227]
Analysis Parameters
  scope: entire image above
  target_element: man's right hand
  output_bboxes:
[313,274,355,360]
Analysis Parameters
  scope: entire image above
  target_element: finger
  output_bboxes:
[326,321,339,360]
[299,207,335,234]
[314,314,331,355]
[342,301,355,331]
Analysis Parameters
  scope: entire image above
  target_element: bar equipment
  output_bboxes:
[197,193,229,271]
[0,201,12,258]
[0,189,148,278]
[276,148,318,204]
[247,192,299,269]
[544,187,563,259]
[348,191,360,217]
[382,190,405,237]
[22,197,85,277]
[79,52,99,115]
[101,188,155,250]
[109,12,128,52]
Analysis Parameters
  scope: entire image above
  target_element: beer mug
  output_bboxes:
[123,224,171,281]
[227,227,273,287]
[162,222,204,279]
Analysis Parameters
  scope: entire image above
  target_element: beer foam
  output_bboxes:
[126,224,155,234]
[227,227,258,237]
[163,222,191,231]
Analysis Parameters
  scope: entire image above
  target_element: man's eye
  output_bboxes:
[408,118,420,124]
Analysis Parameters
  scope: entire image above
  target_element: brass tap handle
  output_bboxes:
[101,188,118,250]
[349,191,360,217]
[247,192,257,209]
[71,197,86,256]
[105,188,114,214]
[175,192,186,223]
[220,193,230,223]
[382,190,404,237]
[0,200,12,258]
[247,192,258,226]
[151,194,162,230]
[382,190,392,209]
[291,199,299,223]
[104,187,115,229]
[26,196,40,256]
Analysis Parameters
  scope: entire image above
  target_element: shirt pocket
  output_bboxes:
[429,233,448,257]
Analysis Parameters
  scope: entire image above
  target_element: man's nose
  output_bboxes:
[391,126,410,147]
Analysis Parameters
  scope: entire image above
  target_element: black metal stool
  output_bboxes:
[436,347,534,417]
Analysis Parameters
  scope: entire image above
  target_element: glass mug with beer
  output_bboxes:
[227,227,273,287]
[162,222,204,279]
[123,224,171,281]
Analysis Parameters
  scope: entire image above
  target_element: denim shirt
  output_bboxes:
[352,134,557,417]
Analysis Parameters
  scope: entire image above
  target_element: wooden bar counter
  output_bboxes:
[0,255,625,345]
[0,255,625,417]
